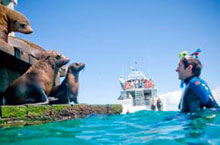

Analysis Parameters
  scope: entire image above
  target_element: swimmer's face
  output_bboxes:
[176,60,191,80]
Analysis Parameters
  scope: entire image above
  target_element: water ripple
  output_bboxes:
[1,110,220,145]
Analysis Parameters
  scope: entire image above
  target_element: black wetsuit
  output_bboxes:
[179,76,219,113]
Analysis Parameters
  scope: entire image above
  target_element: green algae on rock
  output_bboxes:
[0,104,122,127]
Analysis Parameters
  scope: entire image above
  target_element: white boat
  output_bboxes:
[117,68,166,114]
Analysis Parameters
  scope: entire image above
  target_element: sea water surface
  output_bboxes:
[1,110,220,145]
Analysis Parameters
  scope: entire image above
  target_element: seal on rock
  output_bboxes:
[49,63,85,104]
[0,4,32,42]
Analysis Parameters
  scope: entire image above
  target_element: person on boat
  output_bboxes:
[124,81,131,90]
[156,98,163,111]
[151,97,156,111]
[127,92,132,99]
[130,81,134,89]
[176,50,219,113]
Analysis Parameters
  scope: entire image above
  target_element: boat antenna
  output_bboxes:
[134,61,138,71]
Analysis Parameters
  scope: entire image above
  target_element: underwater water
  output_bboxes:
[1,110,220,145]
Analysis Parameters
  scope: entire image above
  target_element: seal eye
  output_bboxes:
[56,55,61,59]
[20,23,26,28]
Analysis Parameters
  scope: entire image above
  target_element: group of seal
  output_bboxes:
[2,52,85,105]
[0,3,85,105]
[3,50,70,105]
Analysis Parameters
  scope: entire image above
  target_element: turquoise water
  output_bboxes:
[1,110,220,145]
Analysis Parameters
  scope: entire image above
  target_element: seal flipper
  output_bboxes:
[72,96,78,104]
[36,89,49,105]
[28,85,49,105]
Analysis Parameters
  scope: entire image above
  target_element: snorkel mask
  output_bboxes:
[178,48,202,88]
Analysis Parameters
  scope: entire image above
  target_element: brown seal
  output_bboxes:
[49,63,85,104]
[7,36,68,81]
[2,50,70,105]
[0,4,32,42]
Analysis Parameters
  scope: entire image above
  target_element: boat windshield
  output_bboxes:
[127,70,146,81]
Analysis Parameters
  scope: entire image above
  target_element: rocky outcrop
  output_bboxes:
[0,104,122,127]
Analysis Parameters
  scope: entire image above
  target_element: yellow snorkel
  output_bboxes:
[179,51,188,59]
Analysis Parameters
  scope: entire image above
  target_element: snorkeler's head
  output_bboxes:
[176,49,202,87]
[180,56,202,77]
[178,49,203,77]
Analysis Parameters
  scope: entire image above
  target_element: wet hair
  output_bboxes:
[181,56,202,77]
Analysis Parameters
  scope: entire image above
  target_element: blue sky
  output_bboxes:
[15,0,220,105]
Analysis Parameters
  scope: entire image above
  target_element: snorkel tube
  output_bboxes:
[191,48,201,59]
[178,48,202,88]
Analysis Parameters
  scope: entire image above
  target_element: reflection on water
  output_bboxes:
[0,109,220,145]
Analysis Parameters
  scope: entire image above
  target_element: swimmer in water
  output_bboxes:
[176,50,219,113]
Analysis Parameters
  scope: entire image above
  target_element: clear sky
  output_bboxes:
[15,0,220,105]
